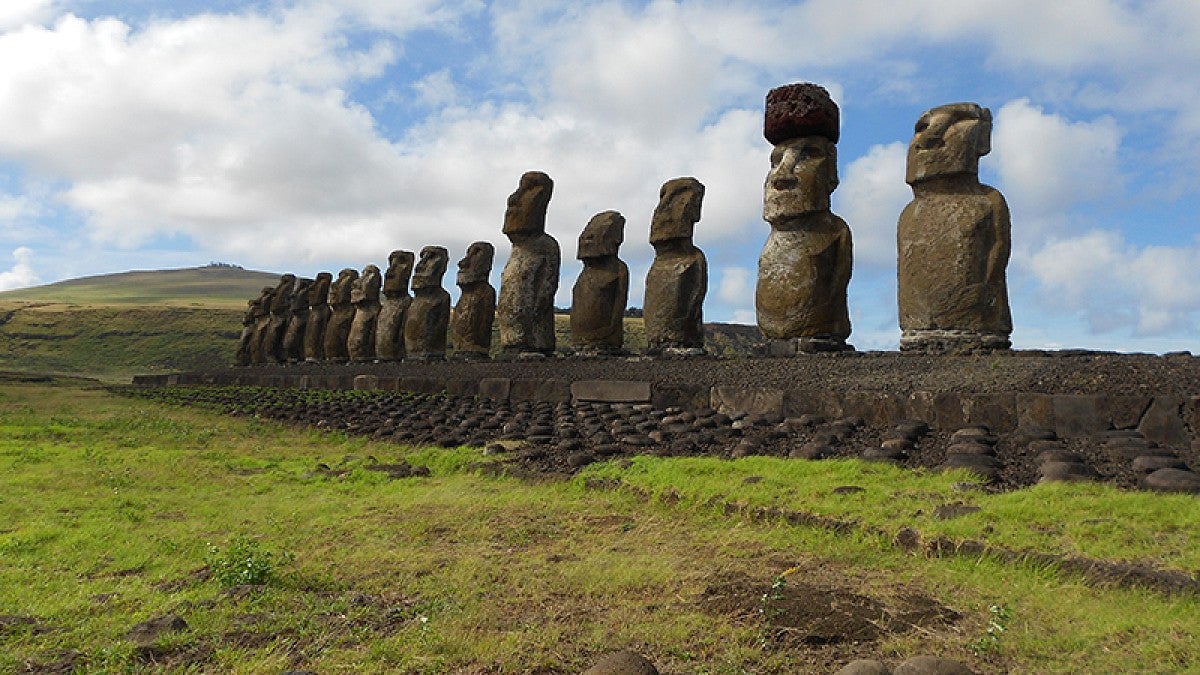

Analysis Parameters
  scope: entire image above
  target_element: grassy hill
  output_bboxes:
[0,263,280,309]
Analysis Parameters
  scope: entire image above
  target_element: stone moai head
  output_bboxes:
[906,102,992,184]
[270,274,296,313]
[254,287,273,315]
[457,241,494,286]
[578,210,625,260]
[762,82,840,223]
[351,264,381,304]
[650,177,704,245]
[329,268,359,306]
[289,278,312,312]
[383,250,415,296]
[502,171,554,238]
[308,272,332,306]
[413,246,449,290]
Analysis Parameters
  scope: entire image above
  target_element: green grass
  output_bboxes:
[0,381,1197,673]
[0,265,280,309]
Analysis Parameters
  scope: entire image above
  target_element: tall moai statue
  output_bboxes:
[450,242,496,359]
[757,83,853,353]
[375,250,414,361]
[644,177,707,355]
[347,264,382,362]
[281,277,312,362]
[405,246,452,360]
[897,102,1011,352]
[302,272,332,362]
[571,211,629,355]
[323,267,359,362]
[264,273,296,363]
[497,171,560,356]
[248,286,274,364]
[237,288,271,366]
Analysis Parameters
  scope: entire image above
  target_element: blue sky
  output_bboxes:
[1,0,1199,353]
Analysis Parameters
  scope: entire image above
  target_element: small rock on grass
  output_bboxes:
[126,615,187,647]
[582,649,659,674]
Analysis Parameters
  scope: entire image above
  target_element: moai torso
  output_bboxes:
[303,272,332,361]
[237,290,270,366]
[249,288,273,364]
[348,265,382,362]
[265,274,295,363]
[282,278,311,362]
[451,242,496,358]
[323,268,358,361]
[897,103,1011,352]
[376,251,414,361]
[497,171,560,355]
[644,177,707,352]
[405,246,451,359]
[571,211,629,353]
[755,84,852,349]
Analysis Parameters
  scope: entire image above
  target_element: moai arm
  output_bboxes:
[611,260,630,340]
[984,187,1011,289]
[834,216,853,305]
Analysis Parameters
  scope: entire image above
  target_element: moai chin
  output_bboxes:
[375,250,414,361]
[756,82,853,354]
[497,171,561,356]
[322,268,359,362]
[302,272,332,361]
[571,210,629,355]
[897,102,1012,353]
[404,246,452,360]
[644,177,707,355]
[237,288,271,366]
[282,277,312,362]
[347,264,382,362]
[264,273,296,364]
[450,242,496,359]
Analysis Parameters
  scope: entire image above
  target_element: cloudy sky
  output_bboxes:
[1,0,1199,353]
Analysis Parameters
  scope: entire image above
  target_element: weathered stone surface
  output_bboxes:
[1140,468,1200,493]
[261,274,295,363]
[404,246,451,360]
[451,241,496,358]
[1138,397,1189,447]
[237,287,272,366]
[582,650,659,675]
[758,85,851,347]
[571,380,652,404]
[764,82,839,145]
[1039,461,1097,483]
[323,268,359,361]
[897,102,1011,352]
[376,250,414,362]
[510,379,570,403]
[645,177,707,351]
[301,272,332,362]
[893,656,976,675]
[1052,395,1108,437]
[498,171,560,354]
[353,375,379,391]
[348,264,382,362]
[571,211,629,353]
[711,386,784,417]
[281,277,311,362]
[478,377,512,400]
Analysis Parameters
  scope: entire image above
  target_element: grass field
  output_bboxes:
[1,379,1197,673]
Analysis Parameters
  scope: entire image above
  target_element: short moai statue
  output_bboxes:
[497,171,560,356]
[757,82,853,353]
[571,211,629,355]
[264,273,296,363]
[248,287,274,364]
[237,288,271,366]
[302,272,332,362]
[404,246,452,360]
[282,277,312,362]
[450,242,496,359]
[375,250,414,361]
[323,268,359,362]
[897,102,1011,353]
[347,264,382,362]
[644,177,707,355]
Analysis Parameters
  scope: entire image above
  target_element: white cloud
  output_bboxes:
[0,246,39,291]
[717,265,752,304]
[833,141,908,267]
[1022,230,1200,336]
[0,0,57,31]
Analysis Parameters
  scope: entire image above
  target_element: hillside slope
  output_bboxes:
[0,264,280,308]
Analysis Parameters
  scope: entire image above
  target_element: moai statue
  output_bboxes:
[897,102,1011,352]
[302,272,332,362]
[322,267,359,362]
[404,246,451,360]
[497,171,560,356]
[756,83,853,353]
[247,286,274,364]
[375,250,414,361]
[644,177,707,355]
[281,277,312,362]
[264,273,296,363]
[450,242,496,359]
[347,264,382,362]
[236,288,271,366]
[571,211,629,355]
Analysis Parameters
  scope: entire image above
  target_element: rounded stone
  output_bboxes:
[1035,448,1083,464]
[764,82,840,144]
[791,442,834,460]
[835,660,892,675]
[1140,468,1200,494]
[945,442,995,456]
[893,655,976,675]
[1131,455,1187,474]
[880,438,914,453]
[1039,461,1097,483]
[582,650,659,675]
